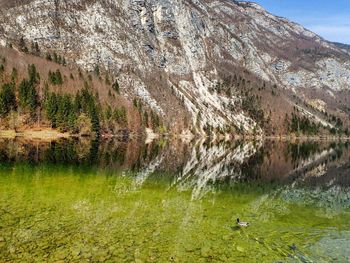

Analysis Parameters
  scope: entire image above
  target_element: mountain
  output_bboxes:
[0,0,349,136]
[334,42,350,52]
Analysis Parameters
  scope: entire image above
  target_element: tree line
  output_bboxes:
[0,64,39,116]
[0,64,128,135]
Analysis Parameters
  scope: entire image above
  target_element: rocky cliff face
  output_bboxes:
[1,0,350,134]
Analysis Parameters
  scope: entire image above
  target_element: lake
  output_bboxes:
[0,138,350,262]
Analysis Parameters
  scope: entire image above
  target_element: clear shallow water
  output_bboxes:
[0,138,350,262]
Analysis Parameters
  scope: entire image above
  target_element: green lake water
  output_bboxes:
[0,138,350,262]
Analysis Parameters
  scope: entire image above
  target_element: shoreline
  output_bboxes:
[1,128,350,142]
[0,129,70,141]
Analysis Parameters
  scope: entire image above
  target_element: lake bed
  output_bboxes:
[0,138,349,262]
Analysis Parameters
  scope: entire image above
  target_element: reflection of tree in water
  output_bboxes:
[240,144,267,181]
[0,138,166,170]
[0,138,125,167]
[45,140,82,164]
[98,139,127,167]
[283,141,350,166]
[131,141,163,171]
[0,138,349,193]
[0,139,50,164]
[43,138,105,165]
[286,141,322,164]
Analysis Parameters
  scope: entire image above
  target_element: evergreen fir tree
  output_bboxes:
[45,92,59,127]
[112,80,120,94]
[28,64,40,85]
[18,79,38,112]
[53,52,58,63]
[46,53,52,61]
[94,65,100,76]
[19,36,28,53]
[11,68,18,83]
[0,83,17,116]
[34,42,40,54]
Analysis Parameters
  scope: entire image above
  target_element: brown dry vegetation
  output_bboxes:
[0,46,145,135]
[0,0,33,9]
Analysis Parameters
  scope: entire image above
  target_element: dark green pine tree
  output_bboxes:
[56,95,74,130]
[28,64,40,85]
[46,53,52,61]
[81,87,100,135]
[112,80,120,94]
[48,69,63,85]
[19,36,28,53]
[45,92,59,127]
[90,106,100,135]
[11,68,18,83]
[31,41,40,55]
[55,69,63,85]
[18,78,38,113]
[67,111,77,132]
[94,65,100,76]
[34,42,40,54]
[53,52,58,64]
[0,83,17,116]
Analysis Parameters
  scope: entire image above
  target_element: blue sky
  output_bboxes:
[250,0,350,44]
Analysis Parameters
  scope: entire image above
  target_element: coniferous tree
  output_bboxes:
[18,79,38,112]
[46,53,52,61]
[94,65,100,76]
[90,106,100,135]
[28,64,40,85]
[48,70,63,85]
[55,70,63,85]
[0,83,17,116]
[68,111,77,132]
[81,87,100,135]
[43,87,101,135]
[112,80,120,94]
[105,105,112,120]
[30,42,40,56]
[56,95,73,130]
[105,75,111,85]
[144,111,149,127]
[45,92,59,127]
[11,68,18,83]
[53,52,58,63]
[19,37,28,53]
[34,42,40,54]
[151,111,160,128]
[78,68,83,79]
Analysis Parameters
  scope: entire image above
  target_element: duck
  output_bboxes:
[236,218,250,227]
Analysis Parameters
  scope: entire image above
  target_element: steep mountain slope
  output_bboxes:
[0,0,349,135]
[0,46,145,135]
[334,42,350,52]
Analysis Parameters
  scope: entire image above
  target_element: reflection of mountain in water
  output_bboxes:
[0,138,349,203]
[171,140,262,200]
